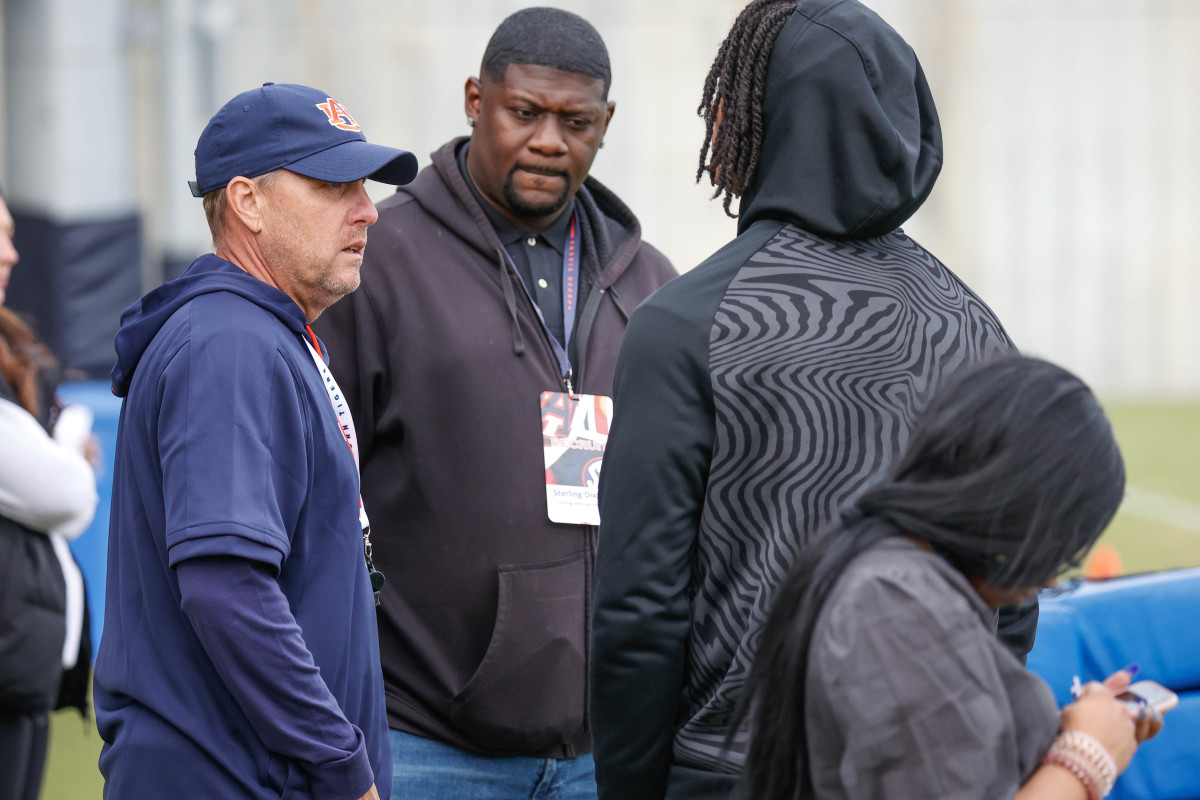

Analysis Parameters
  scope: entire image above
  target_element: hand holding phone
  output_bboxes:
[1117,680,1178,717]
[1070,671,1170,746]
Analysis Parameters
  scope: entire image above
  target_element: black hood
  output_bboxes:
[737,0,943,238]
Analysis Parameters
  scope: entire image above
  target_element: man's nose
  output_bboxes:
[528,116,568,156]
[351,182,379,227]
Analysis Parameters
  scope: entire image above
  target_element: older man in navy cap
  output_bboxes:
[94,83,417,800]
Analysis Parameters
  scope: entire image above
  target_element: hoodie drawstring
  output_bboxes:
[497,248,525,356]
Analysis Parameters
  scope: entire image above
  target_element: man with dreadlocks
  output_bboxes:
[590,1,1027,798]
[314,6,675,800]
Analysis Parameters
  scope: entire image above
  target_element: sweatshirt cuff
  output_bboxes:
[306,724,375,800]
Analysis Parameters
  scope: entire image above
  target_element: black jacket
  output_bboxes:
[315,138,676,758]
[0,372,67,715]
[590,2,1021,798]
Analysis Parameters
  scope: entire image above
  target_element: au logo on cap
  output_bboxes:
[316,98,361,132]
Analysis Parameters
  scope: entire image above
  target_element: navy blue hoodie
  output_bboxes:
[96,255,391,799]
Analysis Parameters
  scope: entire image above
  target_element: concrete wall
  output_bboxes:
[875,0,1200,398]
[4,0,1198,396]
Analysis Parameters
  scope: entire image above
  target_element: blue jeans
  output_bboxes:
[389,729,597,800]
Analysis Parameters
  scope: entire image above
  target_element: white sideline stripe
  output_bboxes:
[1118,486,1200,536]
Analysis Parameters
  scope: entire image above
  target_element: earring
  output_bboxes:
[467,117,476,128]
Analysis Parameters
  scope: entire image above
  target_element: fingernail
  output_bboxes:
[1124,663,1140,676]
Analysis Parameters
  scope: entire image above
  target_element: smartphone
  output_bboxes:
[1117,680,1179,716]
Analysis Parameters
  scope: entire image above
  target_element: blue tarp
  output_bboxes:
[58,380,122,660]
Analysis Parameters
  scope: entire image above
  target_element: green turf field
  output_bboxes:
[36,402,1200,799]
[1095,403,1200,574]
[42,710,102,800]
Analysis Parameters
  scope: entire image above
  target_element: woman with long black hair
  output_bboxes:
[738,356,1161,800]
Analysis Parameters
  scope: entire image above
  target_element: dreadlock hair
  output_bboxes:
[697,0,799,217]
[481,7,611,96]
[732,355,1125,800]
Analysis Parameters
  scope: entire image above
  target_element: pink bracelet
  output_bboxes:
[1044,749,1104,800]
[1043,731,1118,800]
[1060,731,1119,791]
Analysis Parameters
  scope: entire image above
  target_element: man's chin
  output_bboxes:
[324,270,362,299]
[511,198,569,221]
[503,182,571,222]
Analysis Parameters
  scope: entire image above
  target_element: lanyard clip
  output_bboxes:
[364,523,385,606]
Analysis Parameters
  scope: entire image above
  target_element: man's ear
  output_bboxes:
[464,76,483,125]
[225,176,265,234]
[602,101,616,138]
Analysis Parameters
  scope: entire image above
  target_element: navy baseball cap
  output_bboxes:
[189,82,418,197]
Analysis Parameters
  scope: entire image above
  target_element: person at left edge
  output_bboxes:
[94,82,418,800]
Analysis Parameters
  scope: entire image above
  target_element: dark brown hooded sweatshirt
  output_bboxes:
[314,137,677,759]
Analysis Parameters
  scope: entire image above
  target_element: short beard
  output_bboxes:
[502,167,571,220]
[304,265,361,321]
[320,262,362,299]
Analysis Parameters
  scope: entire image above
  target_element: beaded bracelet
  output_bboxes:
[1043,731,1118,800]
[1044,748,1104,800]
[1060,731,1119,790]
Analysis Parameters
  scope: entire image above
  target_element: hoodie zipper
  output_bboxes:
[570,282,615,392]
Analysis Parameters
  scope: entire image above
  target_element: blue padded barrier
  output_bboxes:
[57,380,123,660]
[1029,569,1200,799]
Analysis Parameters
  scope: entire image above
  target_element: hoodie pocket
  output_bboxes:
[449,550,587,752]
